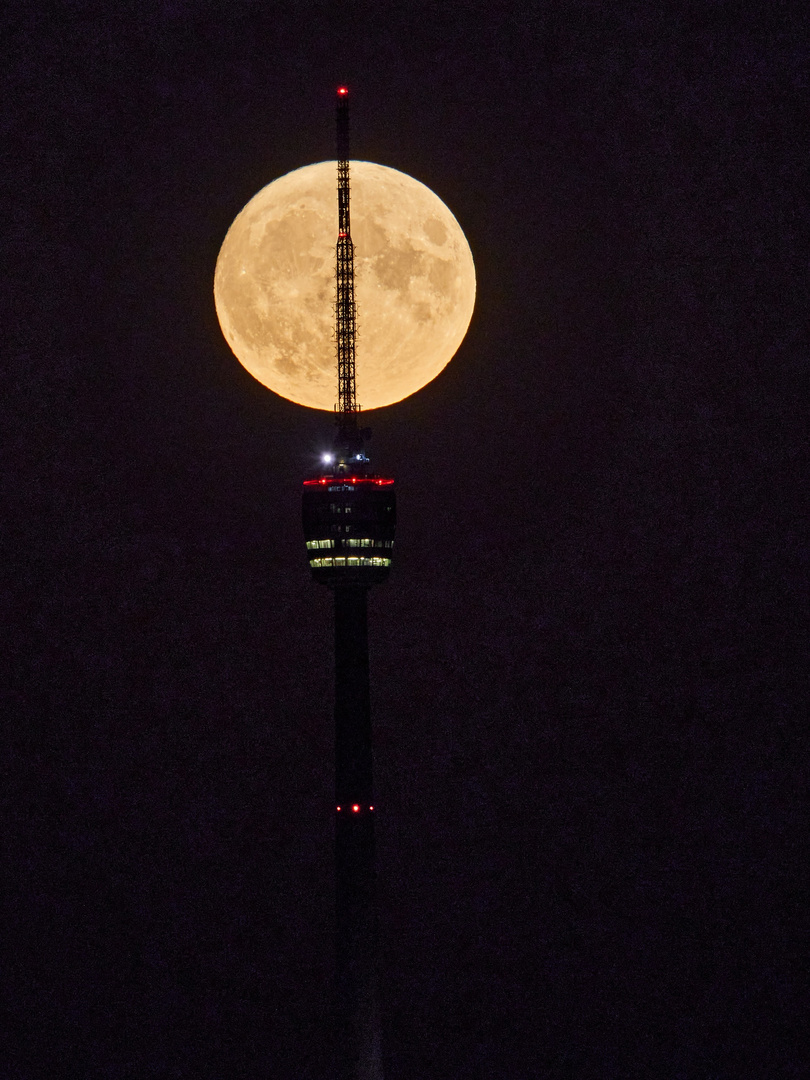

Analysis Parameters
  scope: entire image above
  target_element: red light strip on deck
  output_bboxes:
[303,477,394,486]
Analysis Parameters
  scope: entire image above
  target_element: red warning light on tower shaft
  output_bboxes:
[337,86,348,96]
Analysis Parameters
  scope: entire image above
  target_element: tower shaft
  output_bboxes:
[334,586,381,1080]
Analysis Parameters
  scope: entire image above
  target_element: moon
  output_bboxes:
[214,161,475,411]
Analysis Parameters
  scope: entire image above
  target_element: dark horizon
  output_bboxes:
[3,3,806,1077]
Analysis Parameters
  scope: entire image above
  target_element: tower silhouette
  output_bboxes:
[302,87,394,1080]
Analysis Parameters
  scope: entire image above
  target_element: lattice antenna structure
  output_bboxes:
[335,86,359,444]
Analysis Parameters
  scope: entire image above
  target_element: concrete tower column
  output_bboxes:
[334,585,382,1080]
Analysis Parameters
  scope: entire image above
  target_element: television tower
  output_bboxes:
[302,87,395,1080]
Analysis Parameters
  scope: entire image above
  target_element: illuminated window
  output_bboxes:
[306,539,334,550]
[347,557,359,566]
[334,557,345,567]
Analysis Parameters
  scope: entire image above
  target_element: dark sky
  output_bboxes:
[3,3,806,1078]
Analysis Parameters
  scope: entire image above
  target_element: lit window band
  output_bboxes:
[310,557,391,569]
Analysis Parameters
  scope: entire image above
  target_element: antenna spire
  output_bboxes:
[335,87,359,444]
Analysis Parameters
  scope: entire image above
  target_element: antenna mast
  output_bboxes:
[335,87,359,444]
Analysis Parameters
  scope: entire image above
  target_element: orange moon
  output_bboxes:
[214,161,475,411]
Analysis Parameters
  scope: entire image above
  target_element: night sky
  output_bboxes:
[3,3,806,1078]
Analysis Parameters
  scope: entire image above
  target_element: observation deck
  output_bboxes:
[302,454,396,588]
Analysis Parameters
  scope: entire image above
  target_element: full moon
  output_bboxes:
[214,161,475,411]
